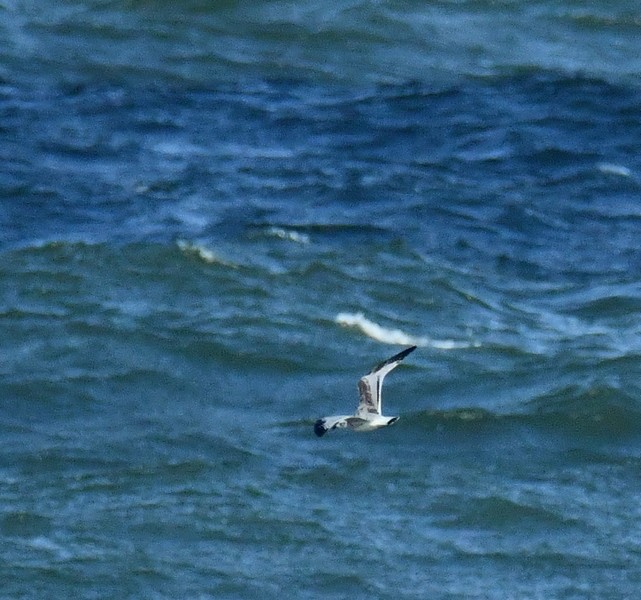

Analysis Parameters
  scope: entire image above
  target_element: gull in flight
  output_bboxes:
[314,345,416,437]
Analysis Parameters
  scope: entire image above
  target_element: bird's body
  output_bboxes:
[314,345,416,437]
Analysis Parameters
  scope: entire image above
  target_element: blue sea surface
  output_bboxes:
[2,1,641,598]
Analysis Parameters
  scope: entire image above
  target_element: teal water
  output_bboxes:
[2,1,641,598]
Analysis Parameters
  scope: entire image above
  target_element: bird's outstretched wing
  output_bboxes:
[357,345,416,416]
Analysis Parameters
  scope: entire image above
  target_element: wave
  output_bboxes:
[335,312,476,349]
[5,1,639,89]
[443,495,573,530]
[597,162,633,178]
[265,227,310,245]
[255,223,392,240]
[176,240,238,268]
[407,384,641,437]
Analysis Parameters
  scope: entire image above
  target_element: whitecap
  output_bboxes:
[335,312,475,349]
[153,140,206,157]
[597,162,632,178]
[177,240,237,268]
[267,227,310,244]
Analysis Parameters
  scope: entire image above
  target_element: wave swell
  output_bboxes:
[335,312,475,349]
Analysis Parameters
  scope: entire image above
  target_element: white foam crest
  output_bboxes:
[597,162,632,178]
[335,312,474,349]
[177,240,237,268]
[267,227,310,244]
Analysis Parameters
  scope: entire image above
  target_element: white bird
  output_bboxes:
[314,345,416,437]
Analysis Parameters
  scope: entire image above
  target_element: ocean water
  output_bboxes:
[2,1,641,598]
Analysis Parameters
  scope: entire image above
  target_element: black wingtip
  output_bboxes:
[398,345,417,359]
[372,345,417,373]
[389,345,417,364]
[314,419,327,437]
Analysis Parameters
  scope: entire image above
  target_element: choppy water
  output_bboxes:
[2,1,641,598]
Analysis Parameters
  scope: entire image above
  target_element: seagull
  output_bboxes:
[314,345,416,437]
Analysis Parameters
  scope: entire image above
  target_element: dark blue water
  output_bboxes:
[2,1,641,598]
